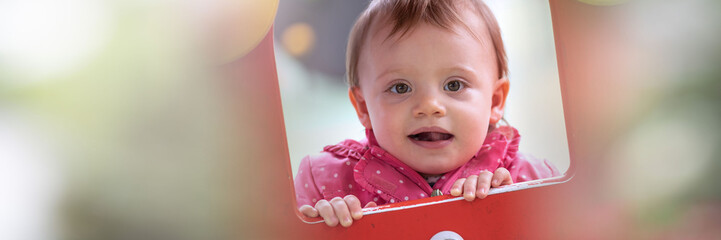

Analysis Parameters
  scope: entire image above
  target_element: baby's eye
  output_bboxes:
[444,80,464,92]
[390,83,411,94]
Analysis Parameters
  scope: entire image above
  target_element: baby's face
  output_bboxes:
[352,10,506,175]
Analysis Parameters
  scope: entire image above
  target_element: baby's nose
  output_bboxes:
[413,94,446,118]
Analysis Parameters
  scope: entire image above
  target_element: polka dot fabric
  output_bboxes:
[293,126,560,208]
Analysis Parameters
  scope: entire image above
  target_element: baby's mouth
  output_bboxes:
[408,132,454,142]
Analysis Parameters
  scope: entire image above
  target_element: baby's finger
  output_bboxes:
[343,195,363,220]
[492,167,513,187]
[463,175,478,201]
[315,200,338,227]
[450,178,466,196]
[299,205,318,218]
[330,197,354,227]
[475,170,493,199]
[364,201,377,208]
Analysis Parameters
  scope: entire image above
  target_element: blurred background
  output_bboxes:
[0,0,720,239]
[275,0,570,177]
[0,0,277,239]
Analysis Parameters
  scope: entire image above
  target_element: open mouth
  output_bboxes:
[408,132,454,142]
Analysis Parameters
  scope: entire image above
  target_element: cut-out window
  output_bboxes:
[275,0,571,221]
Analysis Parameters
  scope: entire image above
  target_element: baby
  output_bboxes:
[294,0,559,227]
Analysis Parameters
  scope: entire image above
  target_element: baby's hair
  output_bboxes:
[346,0,508,87]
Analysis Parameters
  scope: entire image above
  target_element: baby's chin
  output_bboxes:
[386,148,477,175]
[403,159,469,176]
[378,139,479,175]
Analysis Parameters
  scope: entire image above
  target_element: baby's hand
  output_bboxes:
[298,195,377,227]
[449,168,513,201]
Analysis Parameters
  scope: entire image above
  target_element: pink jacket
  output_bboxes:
[294,126,560,207]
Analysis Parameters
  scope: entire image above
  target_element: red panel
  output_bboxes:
[224,0,634,238]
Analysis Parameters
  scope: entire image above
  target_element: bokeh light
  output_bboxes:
[208,0,278,62]
[282,22,315,57]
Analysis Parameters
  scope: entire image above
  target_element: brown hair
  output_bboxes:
[346,0,508,87]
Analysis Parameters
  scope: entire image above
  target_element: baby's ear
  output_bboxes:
[349,87,372,129]
[489,77,510,125]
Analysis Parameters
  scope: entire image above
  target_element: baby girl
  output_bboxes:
[294,0,559,227]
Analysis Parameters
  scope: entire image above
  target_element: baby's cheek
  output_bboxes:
[379,134,406,156]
